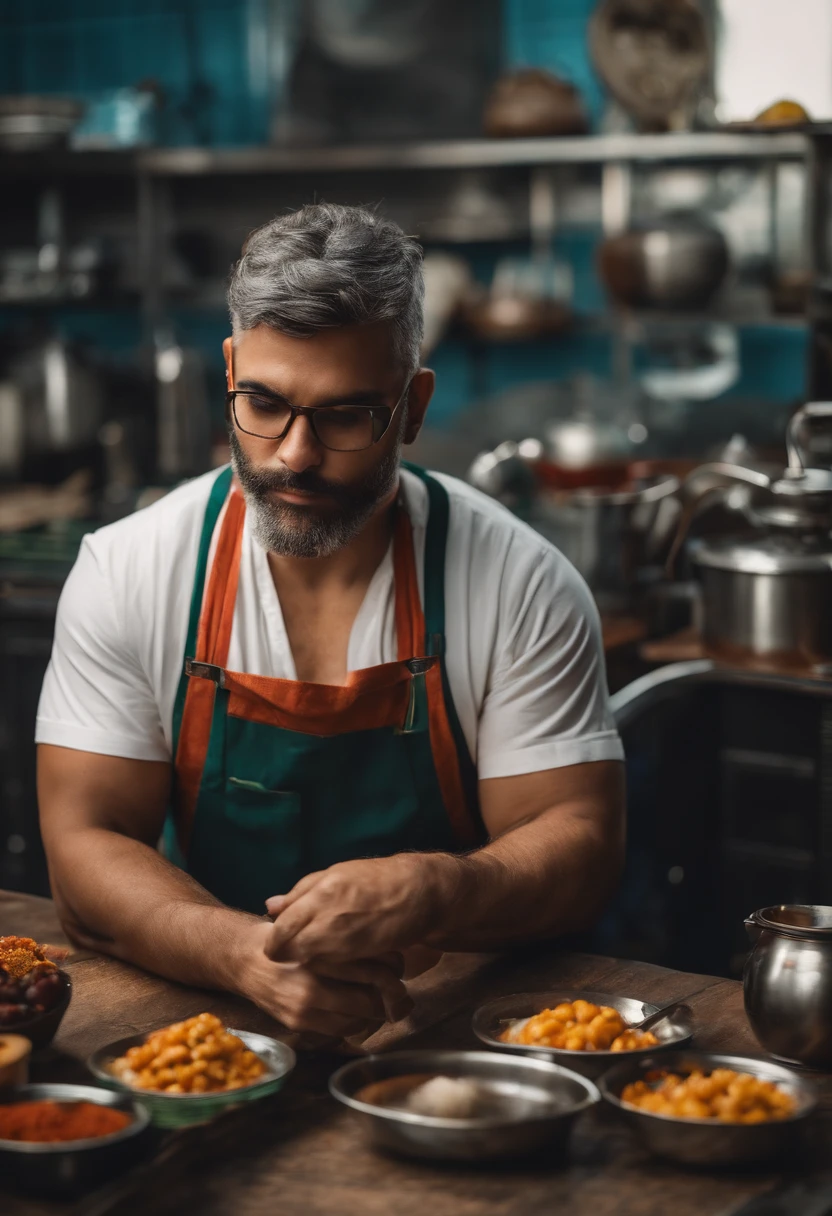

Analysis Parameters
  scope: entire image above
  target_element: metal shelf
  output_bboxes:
[139,131,808,176]
[0,131,808,179]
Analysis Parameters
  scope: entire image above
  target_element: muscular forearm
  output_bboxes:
[49,826,413,1035]
[48,825,258,993]
[264,783,626,967]
[421,805,624,951]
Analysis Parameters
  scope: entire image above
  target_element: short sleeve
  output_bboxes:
[35,536,170,762]
[475,547,624,780]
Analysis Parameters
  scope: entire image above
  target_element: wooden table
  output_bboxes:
[2,889,831,1216]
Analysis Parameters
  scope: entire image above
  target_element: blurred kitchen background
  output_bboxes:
[4,0,832,979]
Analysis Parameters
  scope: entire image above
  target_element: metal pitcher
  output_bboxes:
[743,905,832,1069]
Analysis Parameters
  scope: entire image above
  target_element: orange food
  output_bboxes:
[110,1012,266,1095]
[501,1000,659,1052]
[0,1100,131,1142]
[0,937,56,980]
[621,1068,796,1123]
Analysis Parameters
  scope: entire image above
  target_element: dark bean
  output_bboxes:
[0,1003,28,1025]
[25,975,61,1009]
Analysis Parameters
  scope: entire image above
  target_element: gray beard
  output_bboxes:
[229,430,402,559]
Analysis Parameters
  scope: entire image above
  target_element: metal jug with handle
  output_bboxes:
[744,905,832,1069]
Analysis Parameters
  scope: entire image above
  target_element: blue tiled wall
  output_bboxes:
[0,1,809,427]
[0,0,270,146]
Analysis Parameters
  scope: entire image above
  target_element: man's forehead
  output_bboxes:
[230,322,404,401]
[232,320,398,363]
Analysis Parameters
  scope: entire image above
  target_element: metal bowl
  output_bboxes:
[329,1049,598,1162]
[87,1028,295,1129]
[2,970,72,1051]
[598,223,729,311]
[0,96,84,151]
[0,1082,154,1198]
[472,989,694,1079]
[599,1050,818,1167]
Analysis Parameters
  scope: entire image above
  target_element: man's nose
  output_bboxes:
[276,413,324,473]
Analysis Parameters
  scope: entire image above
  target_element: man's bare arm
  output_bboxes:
[264,760,626,962]
[38,744,410,1034]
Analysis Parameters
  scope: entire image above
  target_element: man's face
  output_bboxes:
[223,323,432,559]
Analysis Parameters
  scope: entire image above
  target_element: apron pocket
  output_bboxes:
[225,777,302,833]
[219,777,304,908]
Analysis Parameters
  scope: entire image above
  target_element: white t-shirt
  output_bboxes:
[36,467,624,779]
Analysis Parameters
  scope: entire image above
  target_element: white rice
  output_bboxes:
[406,1075,481,1119]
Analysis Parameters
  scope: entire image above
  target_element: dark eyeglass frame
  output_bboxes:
[226,377,412,453]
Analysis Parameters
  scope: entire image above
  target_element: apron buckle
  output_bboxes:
[397,659,434,734]
[406,658,434,676]
[185,658,226,686]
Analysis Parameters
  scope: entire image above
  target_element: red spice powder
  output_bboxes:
[0,1100,132,1143]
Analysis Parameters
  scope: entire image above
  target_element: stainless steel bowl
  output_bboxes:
[329,1049,598,1162]
[599,1050,818,1167]
[87,1028,296,1129]
[0,1082,154,1198]
[472,989,694,1079]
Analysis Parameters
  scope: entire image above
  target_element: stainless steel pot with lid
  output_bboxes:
[670,402,832,664]
[744,905,832,1069]
[467,439,680,610]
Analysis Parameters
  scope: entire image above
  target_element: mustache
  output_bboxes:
[229,431,354,504]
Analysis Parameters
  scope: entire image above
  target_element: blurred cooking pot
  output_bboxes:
[483,69,588,139]
[6,338,103,467]
[669,403,832,664]
[468,440,680,608]
[535,416,635,489]
[534,474,680,609]
[599,219,729,311]
[462,294,570,343]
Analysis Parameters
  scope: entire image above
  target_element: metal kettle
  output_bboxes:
[744,905,832,1069]
[669,402,832,664]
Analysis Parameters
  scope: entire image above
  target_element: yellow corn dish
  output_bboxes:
[110,1012,266,1094]
[621,1068,796,1123]
[501,1000,659,1052]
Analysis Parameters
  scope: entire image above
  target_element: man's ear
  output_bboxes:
[403,368,435,445]
[222,336,234,387]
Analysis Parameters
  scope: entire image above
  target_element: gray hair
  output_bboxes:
[228,203,424,371]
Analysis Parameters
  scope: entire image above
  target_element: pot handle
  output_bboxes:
[664,462,772,578]
[785,401,832,478]
[744,916,763,946]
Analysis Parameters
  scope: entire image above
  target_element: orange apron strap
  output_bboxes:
[175,485,246,850]
[404,464,484,848]
[424,662,480,847]
[198,488,246,667]
[393,505,425,662]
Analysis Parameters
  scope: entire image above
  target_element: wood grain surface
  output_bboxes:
[2,890,830,1216]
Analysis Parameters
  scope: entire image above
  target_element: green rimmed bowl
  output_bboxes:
[87,1028,295,1129]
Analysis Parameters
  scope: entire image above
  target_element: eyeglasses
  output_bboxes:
[227,379,411,453]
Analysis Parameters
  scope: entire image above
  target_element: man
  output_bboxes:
[37,204,625,1041]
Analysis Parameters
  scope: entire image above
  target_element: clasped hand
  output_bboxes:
[264,853,455,964]
[244,854,457,1040]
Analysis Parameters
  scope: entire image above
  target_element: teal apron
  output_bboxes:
[166,464,481,914]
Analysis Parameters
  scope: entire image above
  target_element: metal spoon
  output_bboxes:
[630,1000,692,1034]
